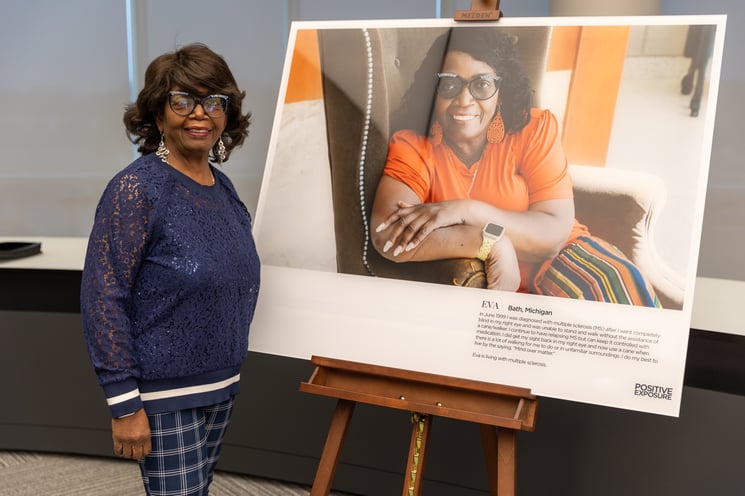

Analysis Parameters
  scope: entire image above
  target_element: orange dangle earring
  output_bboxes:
[429,121,443,145]
[487,107,505,144]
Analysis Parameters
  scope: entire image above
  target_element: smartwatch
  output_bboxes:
[476,222,505,261]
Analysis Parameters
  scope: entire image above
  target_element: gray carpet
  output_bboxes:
[0,451,349,496]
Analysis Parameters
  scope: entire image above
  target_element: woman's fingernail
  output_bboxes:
[375,223,385,233]
[405,242,415,252]
[383,241,393,253]
[393,246,403,257]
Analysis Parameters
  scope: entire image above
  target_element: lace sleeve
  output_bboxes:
[81,171,152,387]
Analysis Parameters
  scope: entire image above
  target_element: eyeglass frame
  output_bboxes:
[435,73,502,101]
[167,91,230,118]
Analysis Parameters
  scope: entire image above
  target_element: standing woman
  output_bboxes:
[81,43,260,495]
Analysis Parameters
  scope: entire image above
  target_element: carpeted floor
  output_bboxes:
[0,451,349,496]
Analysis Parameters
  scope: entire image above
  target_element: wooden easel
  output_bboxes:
[455,0,503,21]
[300,356,538,496]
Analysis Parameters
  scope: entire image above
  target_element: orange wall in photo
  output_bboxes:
[284,26,628,166]
[285,29,323,104]
[546,26,630,166]
[547,25,581,71]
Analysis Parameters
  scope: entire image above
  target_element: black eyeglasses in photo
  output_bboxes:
[167,91,229,118]
[435,73,502,101]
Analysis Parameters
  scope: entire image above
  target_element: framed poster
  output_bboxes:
[251,15,725,416]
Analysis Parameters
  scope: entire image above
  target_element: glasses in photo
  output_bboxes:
[435,73,502,100]
[168,91,229,118]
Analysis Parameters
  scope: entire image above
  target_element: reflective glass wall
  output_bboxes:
[1,0,742,287]
[0,0,549,237]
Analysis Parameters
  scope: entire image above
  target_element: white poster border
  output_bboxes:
[251,15,727,417]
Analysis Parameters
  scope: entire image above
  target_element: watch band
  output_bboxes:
[477,237,496,261]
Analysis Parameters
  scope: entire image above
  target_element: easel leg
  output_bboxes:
[470,0,499,10]
[480,424,499,496]
[402,413,432,496]
[497,428,517,496]
[310,399,356,496]
[480,424,517,496]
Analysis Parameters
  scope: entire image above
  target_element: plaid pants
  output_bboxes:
[138,398,235,496]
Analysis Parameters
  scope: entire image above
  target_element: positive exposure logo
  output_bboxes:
[634,383,673,400]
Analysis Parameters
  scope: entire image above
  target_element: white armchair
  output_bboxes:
[570,164,684,310]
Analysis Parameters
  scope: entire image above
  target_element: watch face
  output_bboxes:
[485,223,504,238]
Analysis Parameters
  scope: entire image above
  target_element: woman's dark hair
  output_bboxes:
[123,43,251,163]
[395,27,533,136]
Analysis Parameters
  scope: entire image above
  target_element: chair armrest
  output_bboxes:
[369,257,486,288]
[570,165,684,309]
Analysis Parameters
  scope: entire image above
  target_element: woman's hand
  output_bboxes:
[112,408,152,460]
[483,237,521,291]
[375,199,470,257]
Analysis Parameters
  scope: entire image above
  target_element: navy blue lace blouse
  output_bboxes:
[81,153,261,418]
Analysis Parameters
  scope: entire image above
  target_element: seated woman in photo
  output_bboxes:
[370,27,660,307]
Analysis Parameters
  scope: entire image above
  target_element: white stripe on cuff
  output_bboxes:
[106,388,141,406]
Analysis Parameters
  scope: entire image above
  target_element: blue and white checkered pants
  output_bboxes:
[138,398,235,496]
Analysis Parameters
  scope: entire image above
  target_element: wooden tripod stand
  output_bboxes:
[300,356,538,495]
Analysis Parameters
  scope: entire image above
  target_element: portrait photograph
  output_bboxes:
[251,16,725,416]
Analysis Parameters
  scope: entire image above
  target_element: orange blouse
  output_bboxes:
[383,108,589,284]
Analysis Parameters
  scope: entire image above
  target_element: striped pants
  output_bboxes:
[138,398,235,496]
[532,236,661,308]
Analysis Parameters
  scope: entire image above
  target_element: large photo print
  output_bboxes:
[252,16,724,416]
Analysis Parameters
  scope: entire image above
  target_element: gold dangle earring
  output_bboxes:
[156,133,170,163]
[217,137,227,164]
[487,107,505,144]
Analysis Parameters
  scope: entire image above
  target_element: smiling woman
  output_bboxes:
[80,43,261,496]
[369,27,662,307]
[122,44,250,185]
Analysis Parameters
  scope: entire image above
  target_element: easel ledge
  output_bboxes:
[300,356,538,496]
[300,355,537,430]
